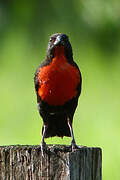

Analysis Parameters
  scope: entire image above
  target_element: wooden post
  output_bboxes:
[0,145,102,180]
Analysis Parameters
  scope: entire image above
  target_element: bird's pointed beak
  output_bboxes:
[53,35,64,47]
[54,36,61,46]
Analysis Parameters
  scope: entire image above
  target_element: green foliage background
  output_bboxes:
[0,0,120,179]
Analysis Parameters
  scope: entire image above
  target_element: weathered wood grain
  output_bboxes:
[0,145,102,180]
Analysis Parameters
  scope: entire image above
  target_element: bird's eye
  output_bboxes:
[50,37,56,43]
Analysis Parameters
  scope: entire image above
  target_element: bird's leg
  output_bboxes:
[67,117,78,150]
[41,124,47,157]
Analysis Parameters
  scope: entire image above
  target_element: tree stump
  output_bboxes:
[0,145,102,180]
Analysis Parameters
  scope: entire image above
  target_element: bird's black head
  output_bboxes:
[47,33,73,61]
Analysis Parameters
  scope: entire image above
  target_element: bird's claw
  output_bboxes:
[71,142,79,151]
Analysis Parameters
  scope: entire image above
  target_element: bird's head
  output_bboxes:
[47,33,73,61]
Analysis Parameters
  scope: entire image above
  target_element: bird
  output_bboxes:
[34,33,82,155]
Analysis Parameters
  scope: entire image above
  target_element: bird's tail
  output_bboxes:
[42,114,71,138]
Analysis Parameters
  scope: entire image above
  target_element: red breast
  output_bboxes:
[38,46,80,106]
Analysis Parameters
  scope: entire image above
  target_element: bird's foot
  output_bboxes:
[70,141,79,151]
[41,141,47,157]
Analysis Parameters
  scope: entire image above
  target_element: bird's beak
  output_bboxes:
[53,35,64,47]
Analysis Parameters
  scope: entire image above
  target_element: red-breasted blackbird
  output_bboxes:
[34,33,82,155]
